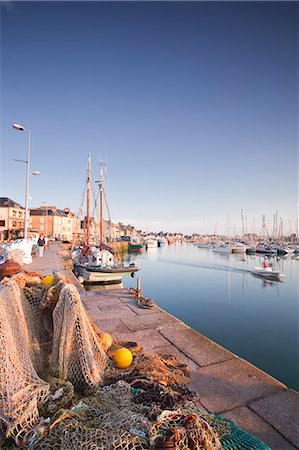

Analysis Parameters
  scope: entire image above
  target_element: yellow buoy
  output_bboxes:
[113,347,133,369]
[42,275,55,286]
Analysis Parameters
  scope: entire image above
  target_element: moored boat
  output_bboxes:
[212,243,232,253]
[128,237,143,253]
[72,246,138,283]
[72,156,140,284]
[157,237,167,247]
[249,243,277,255]
[145,237,157,249]
[231,242,248,253]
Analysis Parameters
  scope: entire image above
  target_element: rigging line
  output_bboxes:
[90,173,98,211]
[103,188,112,223]
[78,171,88,217]
[92,189,100,220]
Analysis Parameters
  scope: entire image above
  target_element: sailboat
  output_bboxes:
[72,155,139,284]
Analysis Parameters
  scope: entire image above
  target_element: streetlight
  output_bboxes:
[13,123,31,240]
[42,201,49,245]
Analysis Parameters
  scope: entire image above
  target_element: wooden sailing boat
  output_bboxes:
[72,155,139,284]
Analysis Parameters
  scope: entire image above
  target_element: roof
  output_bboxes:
[0,197,23,209]
[30,208,75,217]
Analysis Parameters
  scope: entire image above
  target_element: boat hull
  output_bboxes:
[250,267,285,282]
[212,247,231,253]
[145,242,157,249]
[128,244,142,253]
[73,263,139,284]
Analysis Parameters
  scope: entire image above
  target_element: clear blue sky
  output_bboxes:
[1,1,298,234]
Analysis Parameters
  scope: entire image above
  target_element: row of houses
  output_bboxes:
[0,197,138,242]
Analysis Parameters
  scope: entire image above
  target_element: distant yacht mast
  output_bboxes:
[99,161,104,243]
[86,153,91,246]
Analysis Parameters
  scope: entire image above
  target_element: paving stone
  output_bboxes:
[97,300,132,312]
[189,358,285,414]
[82,299,105,309]
[115,329,170,352]
[221,406,297,450]
[121,310,178,331]
[88,308,138,321]
[249,389,299,448]
[92,318,130,334]
[83,304,101,313]
[159,323,235,366]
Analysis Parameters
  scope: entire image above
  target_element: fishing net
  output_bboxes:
[0,273,270,450]
[150,410,222,449]
[105,354,190,388]
[0,280,50,446]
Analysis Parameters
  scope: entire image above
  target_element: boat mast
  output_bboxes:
[99,160,104,243]
[86,153,91,246]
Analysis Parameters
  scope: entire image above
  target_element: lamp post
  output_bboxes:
[42,202,48,246]
[13,123,31,240]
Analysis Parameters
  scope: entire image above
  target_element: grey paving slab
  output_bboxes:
[249,389,299,448]
[88,308,138,321]
[121,310,179,331]
[97,300,132,312]
[115,329,170,352]
[189,358,286,414]
[222,406,297,450]
[83,304,101,313]
[88,301,130,314]
[82,297,107,307]
[159,323,235,366]
[93,317,131,334]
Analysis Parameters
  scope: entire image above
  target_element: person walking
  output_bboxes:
[38,235,45,257]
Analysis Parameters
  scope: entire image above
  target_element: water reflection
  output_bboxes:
[85,282,123,291]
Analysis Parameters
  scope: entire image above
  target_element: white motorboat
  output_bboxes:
[145,237,158,249]
[250,266,285,282]
[231,242,248,253]
[212,243,232,254]
[197,242,215,249]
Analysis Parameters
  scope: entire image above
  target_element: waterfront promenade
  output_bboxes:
[24,242,298,450]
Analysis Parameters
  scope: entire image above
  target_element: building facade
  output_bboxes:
[30,206,79,242]
[0,197,26,240]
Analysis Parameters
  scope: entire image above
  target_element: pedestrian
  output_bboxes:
[38,235,46,257]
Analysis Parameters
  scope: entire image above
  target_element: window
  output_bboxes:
[40,218,44,224]
[0,220,5,226]
[12,221,17,227]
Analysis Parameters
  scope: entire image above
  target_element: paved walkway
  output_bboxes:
[25,243,299,450]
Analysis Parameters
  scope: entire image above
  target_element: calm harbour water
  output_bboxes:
[118,243,298,391]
